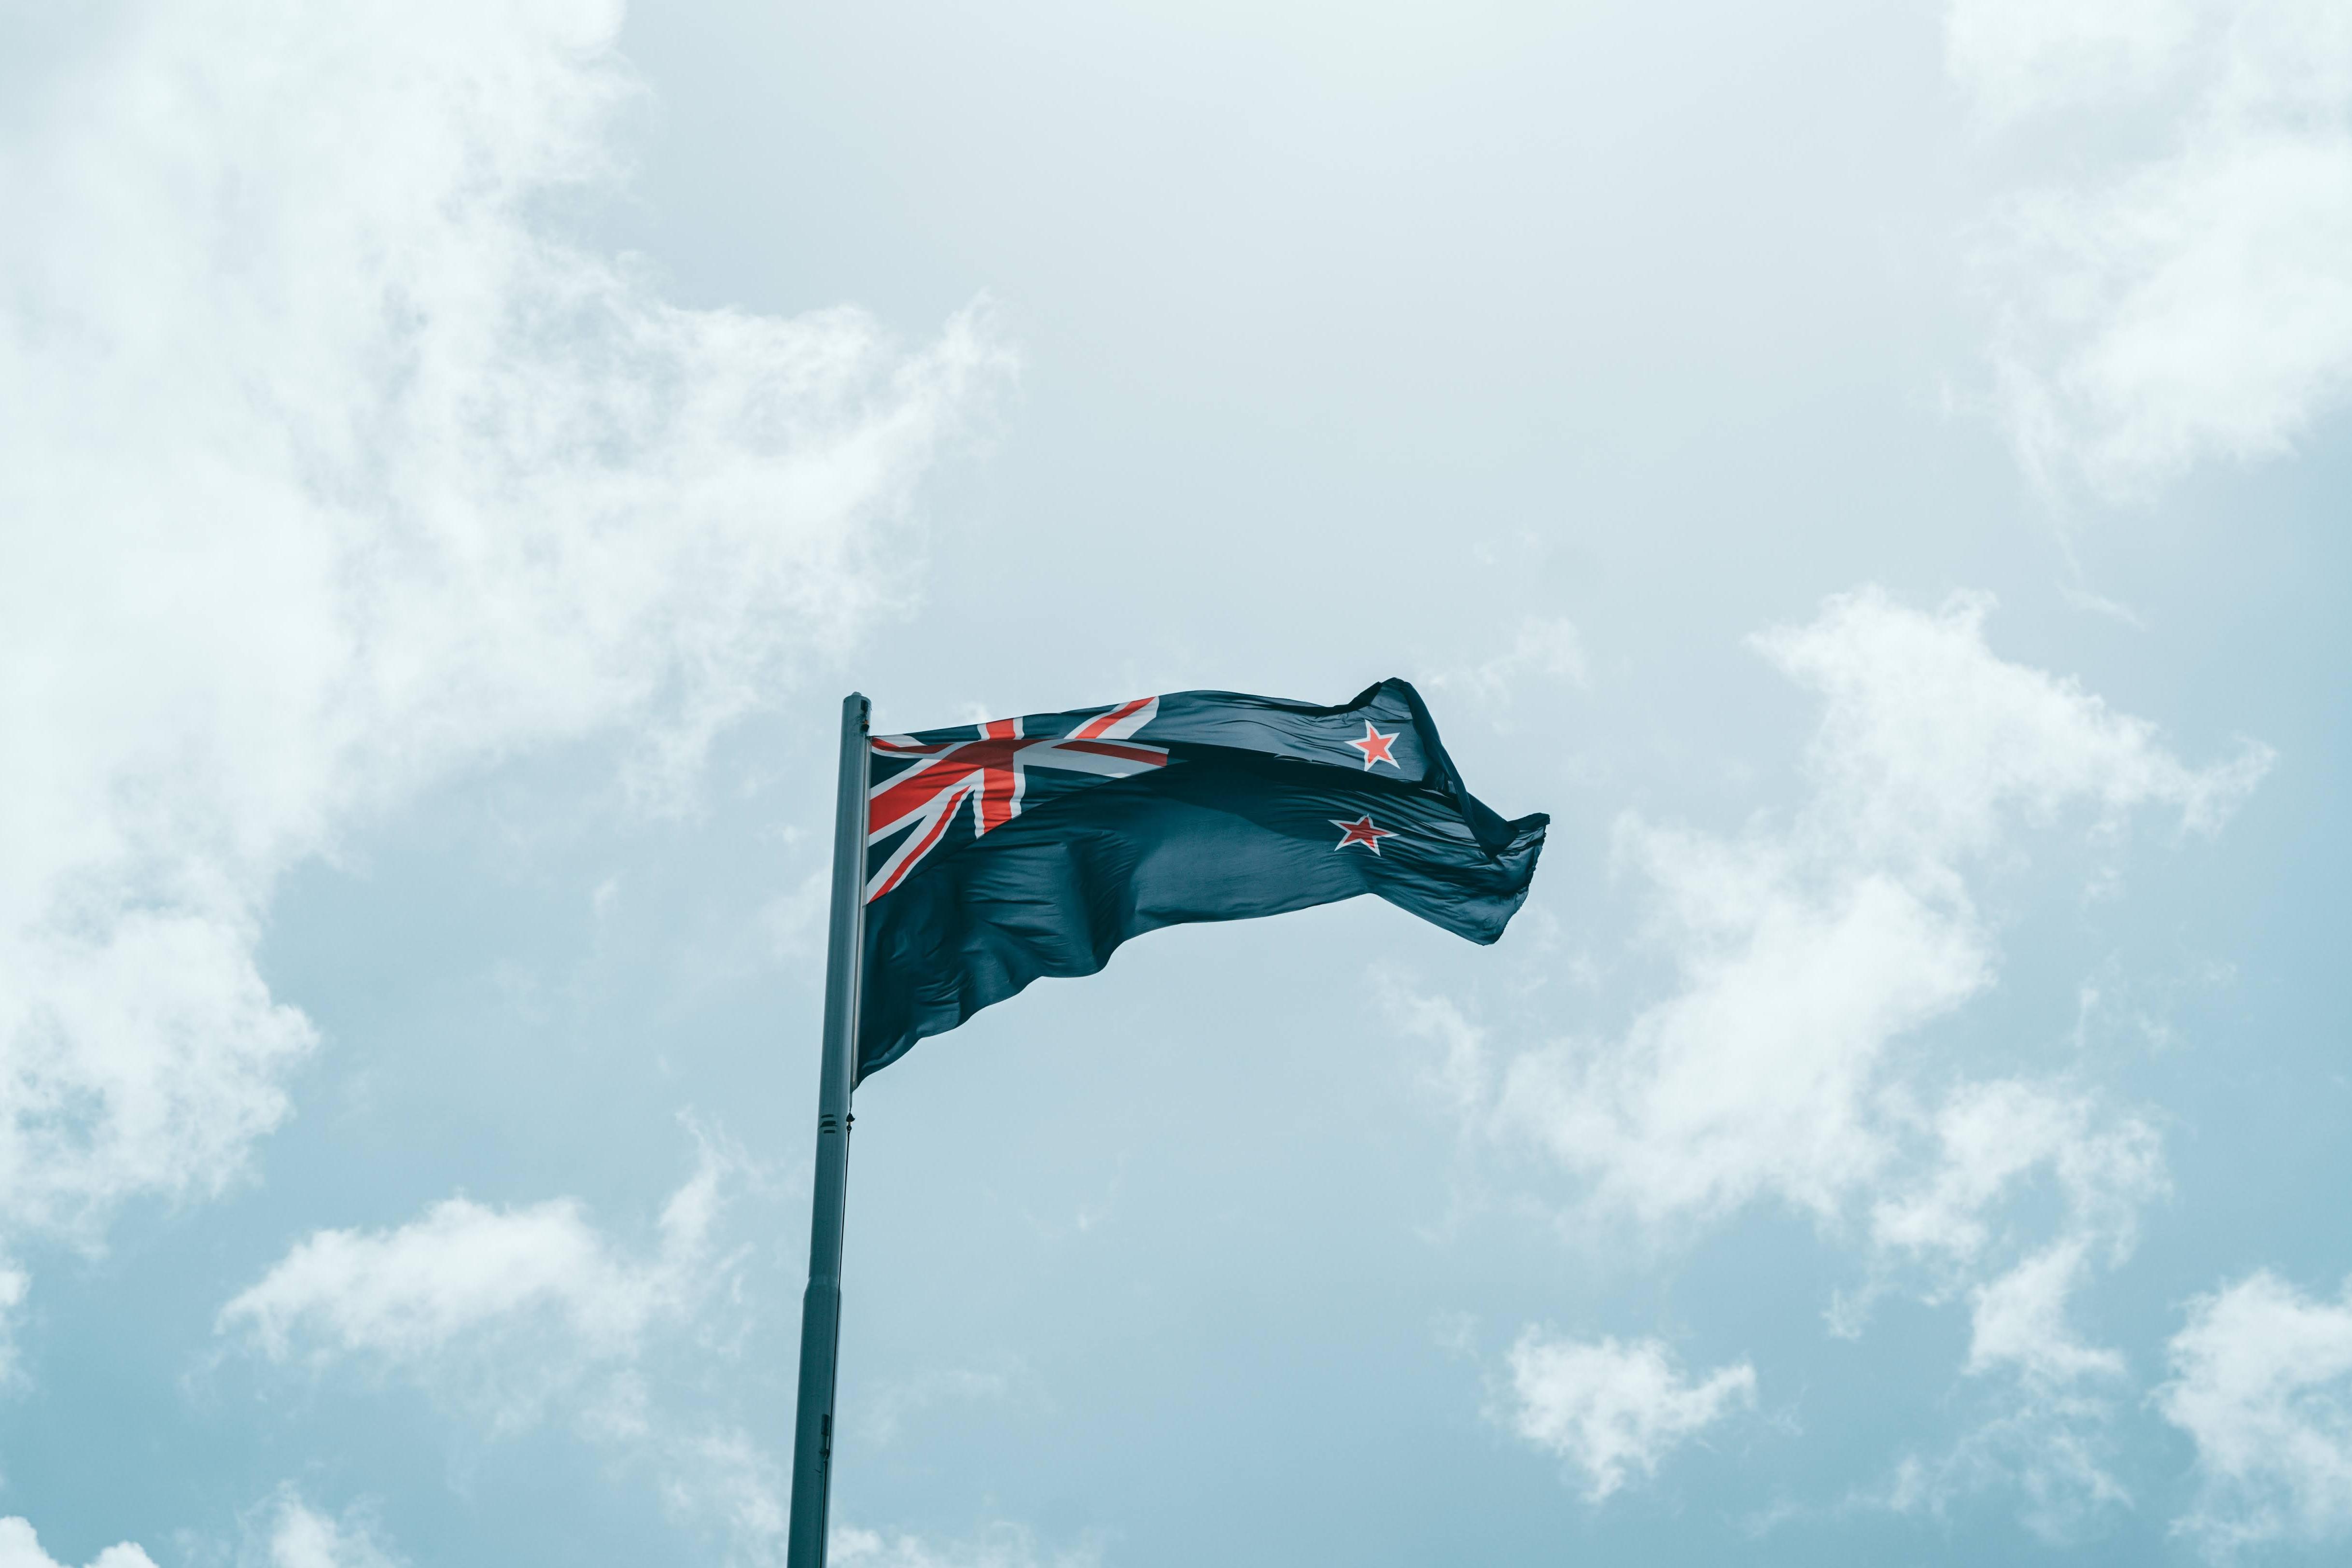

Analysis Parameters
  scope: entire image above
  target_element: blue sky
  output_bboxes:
[4,1,2351,1565]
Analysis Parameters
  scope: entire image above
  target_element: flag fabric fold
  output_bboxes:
[855,679,1546,1082]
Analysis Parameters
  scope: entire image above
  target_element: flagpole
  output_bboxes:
[787,691,870,1568]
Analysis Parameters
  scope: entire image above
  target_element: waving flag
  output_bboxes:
[856,679,1547,1081]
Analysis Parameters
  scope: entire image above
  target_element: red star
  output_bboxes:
[1331,814,1394,854]
[1346,721,1400,770]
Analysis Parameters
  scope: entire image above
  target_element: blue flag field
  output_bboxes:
[856,679,1549,1080]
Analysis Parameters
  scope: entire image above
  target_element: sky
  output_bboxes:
[3,0,2351,1565]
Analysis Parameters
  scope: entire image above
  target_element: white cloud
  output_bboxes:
[645,1426,1101,1568]
[1384,983,1490,1127]
[1870,1078,2164,1296]
[226,1160,1089,1568]
[1491,588,2252,1233]
[1426,588,2261,1517]
[0,1490,406,1568]
[0,0,1001,1301]
[220,1137,731,1431]
[1953,0,2352,496]
[1497,837,1984,1224]
[0,1263,26,1384]
[1432,616,1590,710]
[1504,1332,1756,1501]
[830,1521,1102,1568]
[1947,0,2201,118]
[1873,1384,2133,1544]
[653,1427,789,1567]
[219,1141,810,1565]
[1761,588,2265,851]
[246,1492,406,1568]
[0,1520,155,1568]
[0,1492,411,1568]
[2160,1270,2352,1554]
[1933,1238,2139,1540]
[1967,1239,2126,1384]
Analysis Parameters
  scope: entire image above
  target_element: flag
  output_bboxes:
[856,679,1547,1081]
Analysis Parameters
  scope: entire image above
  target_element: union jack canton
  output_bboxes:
[865,696,1167,902]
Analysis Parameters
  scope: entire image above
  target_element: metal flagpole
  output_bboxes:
[786,691,871,1568]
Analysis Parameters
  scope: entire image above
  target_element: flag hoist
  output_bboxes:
[786,682,1549,1566]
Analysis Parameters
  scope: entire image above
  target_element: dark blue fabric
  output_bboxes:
[857,679,1546,1081]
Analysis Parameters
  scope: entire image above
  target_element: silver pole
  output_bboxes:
[786,691,870,1568]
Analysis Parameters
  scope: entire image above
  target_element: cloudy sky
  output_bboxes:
[4,1,2351,1564]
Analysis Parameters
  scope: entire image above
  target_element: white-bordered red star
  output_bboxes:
[1331,814,1394,854]
[1346,720,1400,770]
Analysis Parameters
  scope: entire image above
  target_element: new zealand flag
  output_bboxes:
[856,680,1547,1081]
